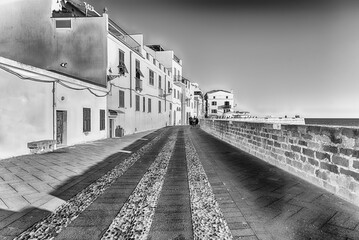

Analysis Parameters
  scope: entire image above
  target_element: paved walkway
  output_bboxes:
[0,126,359,239]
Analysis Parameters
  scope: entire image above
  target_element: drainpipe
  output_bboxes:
[164,75,167,112]
[52,82,56,142]
[130,51,132,108]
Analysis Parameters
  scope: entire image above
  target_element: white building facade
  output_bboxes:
[205,90,234,118]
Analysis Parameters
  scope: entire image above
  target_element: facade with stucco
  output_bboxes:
[205,90,234,118]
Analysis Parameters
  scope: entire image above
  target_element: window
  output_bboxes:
[118,50,128,75]
[136,60,144,78]
[146,53,149,60]
[158,101,162,113]
[212,101,217,106]
[135,95,140,111]
[56,19,71,28]
[211,109,217,113]
[149,70,154,85]
[143,97,146,112]
[100,110,105,130]
[170,103,172,110]
[226,96,228,99]
[225,101,230,106]
[119,90,125,108]
[174,67,177,77]
[83,108,91,132]
[153,58,156,65]
[173,89,176,98]
[158,76,162,89]
[148,98,152,112]
[213,96,216,99]
[168,81,171,93]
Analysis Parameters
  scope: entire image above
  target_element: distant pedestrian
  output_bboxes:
[194,117,199,127]
[189,117,193,126]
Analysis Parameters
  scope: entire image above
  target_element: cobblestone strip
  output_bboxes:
[100,132,177,240]
[14,130,168,240]
[185,135,233,240]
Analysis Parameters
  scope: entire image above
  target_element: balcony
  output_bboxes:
[135,78,143,92]
[173,75,190,87]
[108,19,142,55]
[158,88,164,97]
[173,55,181,65]
[219,104,231,109]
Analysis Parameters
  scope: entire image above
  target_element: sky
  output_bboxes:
[86,0,359,118]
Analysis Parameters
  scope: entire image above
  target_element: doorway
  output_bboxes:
[56,110,67,145]
[109,119,114,138]
[173,111,176,126]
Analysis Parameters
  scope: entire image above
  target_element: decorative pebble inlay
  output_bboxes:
[14,130,168,240]
[101,132,177,240]
[185,135,233,240]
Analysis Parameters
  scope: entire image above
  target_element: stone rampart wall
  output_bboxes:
[201,119,359,206]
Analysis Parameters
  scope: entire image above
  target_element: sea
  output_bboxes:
[304,118,359,127]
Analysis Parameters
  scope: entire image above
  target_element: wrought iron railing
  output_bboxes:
[135,78,143,92]
[108,19,141,55]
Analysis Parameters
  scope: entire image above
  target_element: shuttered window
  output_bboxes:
[100,109,105,130]
[119,90,125,108]
[143,97,146,112]
[149,70,154,85]
[83,108,91,132]
[148,98,152,113]
[135,95,140,111]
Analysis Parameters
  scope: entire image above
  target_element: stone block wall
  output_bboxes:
[201,119,359,206]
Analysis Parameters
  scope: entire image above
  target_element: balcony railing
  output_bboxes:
[108,19,142,55]
[173,55,181,65]
[219,104,231,109]
[135,78,143,92]
[173,75,190,86]
[158,88,164,97]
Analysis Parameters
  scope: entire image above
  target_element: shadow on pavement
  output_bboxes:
[0,207,51,239]
[0,129,164,239]
[49,129,164,201]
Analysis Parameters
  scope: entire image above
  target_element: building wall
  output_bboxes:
[107,36,170,136]
[49,16,108,87]
[0,0,108,87]
[171,84,182,125]
[207,91,234,117]
[0,68,53,159]
[56,83,107,146]
[0,57,107,159]
[201,119,359,207]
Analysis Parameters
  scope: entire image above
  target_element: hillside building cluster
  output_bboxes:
[0,0,234,159]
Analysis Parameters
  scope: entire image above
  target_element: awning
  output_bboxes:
[136,69,144,78]
[118,63,129,74]
[107,75,122,81]
[108,109,125,116]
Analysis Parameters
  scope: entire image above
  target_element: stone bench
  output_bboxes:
[27,140,57,154]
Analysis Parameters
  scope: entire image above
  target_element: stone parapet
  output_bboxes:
[200,119,359,206]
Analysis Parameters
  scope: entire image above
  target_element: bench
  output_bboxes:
[27,140,57,154]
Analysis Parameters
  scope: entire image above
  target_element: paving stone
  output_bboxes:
[231,228,256,236]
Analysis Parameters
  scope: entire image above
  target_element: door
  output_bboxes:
[109,119,114,138]
[173,111,176,126]
[56,111,67,145]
